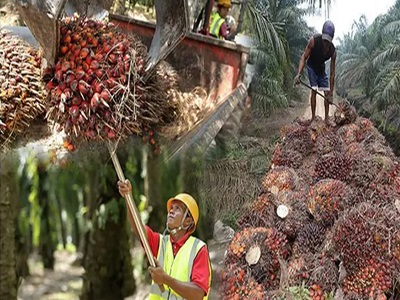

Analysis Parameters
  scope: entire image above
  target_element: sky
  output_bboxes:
[303,0,396,44]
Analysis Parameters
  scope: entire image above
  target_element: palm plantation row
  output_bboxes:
[336,0,400,154]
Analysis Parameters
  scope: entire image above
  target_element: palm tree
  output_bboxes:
[245,0,315,115]
[0,154,19,299]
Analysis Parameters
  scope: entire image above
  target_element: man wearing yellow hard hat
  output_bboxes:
[118,180,212,300]
[209,0,236,39]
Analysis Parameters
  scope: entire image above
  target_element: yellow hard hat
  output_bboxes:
[217,0,231,8]
[167,193,199,232]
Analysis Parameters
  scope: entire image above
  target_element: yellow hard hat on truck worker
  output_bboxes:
[167,193,199,233]
[217,0,231,8]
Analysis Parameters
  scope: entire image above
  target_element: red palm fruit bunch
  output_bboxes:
[309,256,338,295]
[308,284,331,300]
[349,155,392,188]
[376,160,400,193]
[355,118,385,145]
[345,142,366,159]
[0,30,46,148]
[287,254,338,299]
[43,17,178,148]
[271,144,303,169]
[260,228,290,289]
[280,122,313,155]
[226,227,267,263]
[359,182,400,207]
[331,202,400,275]
[336,123,360,145]
[342,260,394,299]
[262,166,300,194]
[309,117,332,142]
[314,151,353,182]
[279,121,303,137]
[236,192,275,229]
[334,101,358,126]
[307,179,355,227]
[292,221,326,255]
[364,140,395,158]
[220,266,266,300]
[253,227,290,289]
[225,227,290,290]
[287,253,315,286]
[273,190,310,239]
[315,131,344,154]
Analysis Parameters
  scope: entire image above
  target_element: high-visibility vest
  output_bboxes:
[209,11,225,39]
[148,235,212,300]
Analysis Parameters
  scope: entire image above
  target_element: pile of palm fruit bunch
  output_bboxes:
[221,103,400,299]
[0,29,47,150]
[43,16,213,155]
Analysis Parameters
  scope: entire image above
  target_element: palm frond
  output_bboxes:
[383,20,400,35]
[246,2,287,64]
[372,43,400,67]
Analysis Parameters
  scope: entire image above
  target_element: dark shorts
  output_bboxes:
[307,65,329,91]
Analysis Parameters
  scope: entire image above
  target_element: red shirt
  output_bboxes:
[146,226,211,295]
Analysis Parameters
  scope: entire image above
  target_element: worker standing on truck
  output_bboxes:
[294,20,337,123]
[209,0,236,40]
[118,180,212,300]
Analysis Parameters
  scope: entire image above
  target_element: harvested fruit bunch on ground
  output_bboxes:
[349,155,391,188]
[262,166,300,194]
[280,122,313,155]
[309,256,338,294]
[220,266,266,300]
[345,142,366,159]
[314,151,352,182]
[236,192,275,229]
[309,117,333,141]
[334,101,358,126]
[308,284,332,300]
[307,179,355,226]
[355,118,385,145]
[253,227,290,289]
[225,227,290,289]
[315,131,344,154]
[287,254,337,297]
[342,261,394,299]
[44,16,177,145]
[331,202,400,274]
[0,30,46,148]
[336,123,359,145]
[287,254,314,286]
[358,182,400,207]
[226,227,269,263]
[271,144,303,169]
[292,221,326,255]
[273,190,310,238]
[376,160,400,193]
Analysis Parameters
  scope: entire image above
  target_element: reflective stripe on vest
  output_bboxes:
[209,11,225,39]
[148,235,210,300]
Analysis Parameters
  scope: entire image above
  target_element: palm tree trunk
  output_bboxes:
[0,155,18,299]
[56,195,67,249]
[38,166,55,269]
[81,167,135,300]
